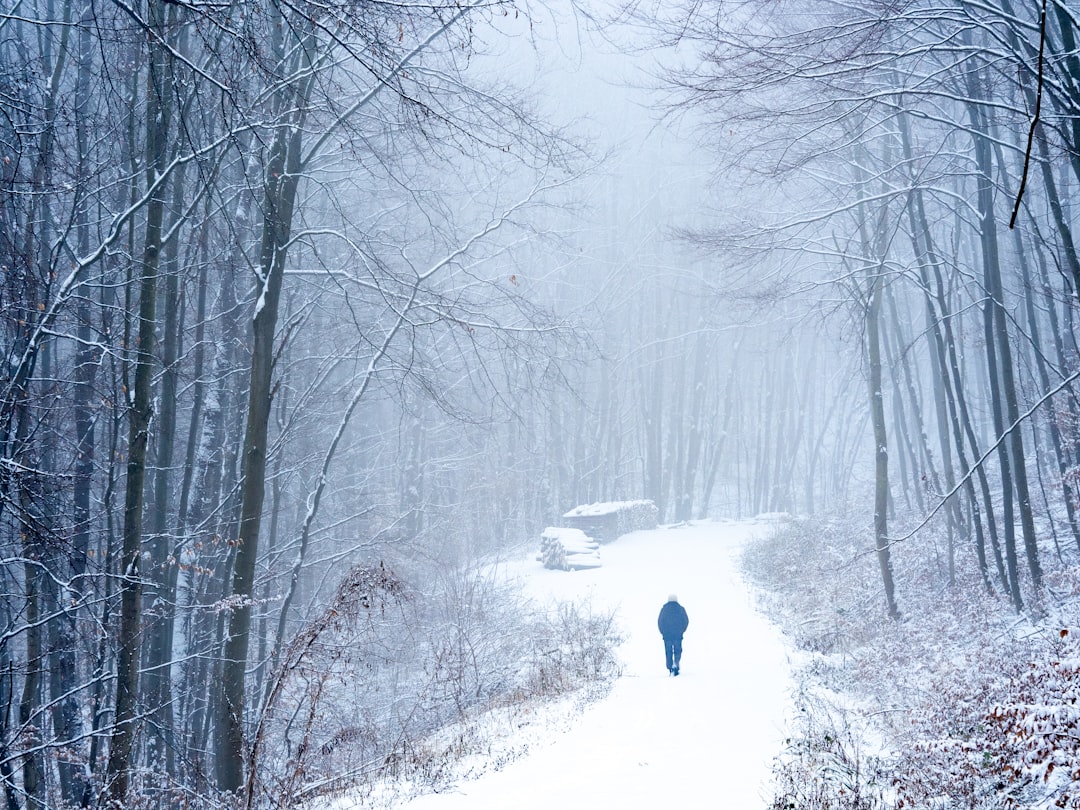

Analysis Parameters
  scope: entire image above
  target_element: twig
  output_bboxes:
[1010,0,1048,230]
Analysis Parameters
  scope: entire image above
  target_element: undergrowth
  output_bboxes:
[744,514,1080,810]
[257,564,624,808]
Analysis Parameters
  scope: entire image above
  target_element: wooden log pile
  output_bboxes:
[538,527,602,571]
[560,500,658,544]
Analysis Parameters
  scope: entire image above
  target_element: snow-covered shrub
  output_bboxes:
[892,625,1080,810]
[770,686,890,810]
[986,630,1080,807]
[743,511,1080,810]
[741,515,886,655]
[251,561,623,806]
[249,563,410,807]
[522,599,624,696]
[539,526,601,570]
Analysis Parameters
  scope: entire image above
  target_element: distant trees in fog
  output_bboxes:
[631,0,1080,613]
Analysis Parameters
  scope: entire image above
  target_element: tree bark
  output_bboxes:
[867,264,900,619]
[852,138,900,618]
[107,0,171,800]
[217,21,313,784]
[968,95,1042,603]
[144,117,188,779]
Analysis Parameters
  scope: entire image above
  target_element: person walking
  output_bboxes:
[657,594,689,676]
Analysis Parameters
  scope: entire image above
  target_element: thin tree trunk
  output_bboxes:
[853,160,899,617]
[698,347,738,519]
[1014,195,1080,552]
[82,257,125,809]
[144,131,188,780]
[892,116,971,581]
[18,552,44,810]
[867,266,899,619]
[107,0,171,798]
[217,21,314,786]
[0,655,17,810]
[847,129,900,616]
[1049,2,1080,195]
[969,98,1042,598]
[43,2,96,802]
[642,293,667,520]
[881,301,923,514]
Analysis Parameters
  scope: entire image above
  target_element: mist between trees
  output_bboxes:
[2,0,1079,806]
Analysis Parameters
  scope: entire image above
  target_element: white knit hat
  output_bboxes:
[667,594,678,602]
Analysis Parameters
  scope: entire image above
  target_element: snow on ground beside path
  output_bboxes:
[323,518,795,810]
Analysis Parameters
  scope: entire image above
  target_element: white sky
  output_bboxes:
[325,518,796,809]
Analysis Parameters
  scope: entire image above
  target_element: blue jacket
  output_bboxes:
[657,601,689,639]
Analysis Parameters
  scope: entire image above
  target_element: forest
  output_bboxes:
[2,0,1079,806]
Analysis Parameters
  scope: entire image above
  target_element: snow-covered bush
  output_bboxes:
[987,629,1080,805]
[742,512,1080,810]
[249,563,410,807]
[522,599,624,695]
[741,515,886,655]
[539,526,602,570]
[770,687,889,810]
[892,625,1080,810]
[251,561,623,806]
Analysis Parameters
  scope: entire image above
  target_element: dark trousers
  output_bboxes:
[663,635,683,671]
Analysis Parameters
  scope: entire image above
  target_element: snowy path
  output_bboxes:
[388,519,795,810]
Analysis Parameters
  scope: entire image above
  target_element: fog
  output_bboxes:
[2,0,1077,805]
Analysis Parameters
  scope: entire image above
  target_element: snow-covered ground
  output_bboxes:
[325,518,795,809]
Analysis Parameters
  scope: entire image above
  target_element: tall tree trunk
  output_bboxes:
[853,144,899,619]
[144,130,188,780]
[18,532,44,810]
[905,167,1008,587]
[893,111,970,581]
[867,265,899,618]
[642,292,667,520]
[44,2,96,803]
[82,238,126,810]
[0,646,17,810]
[1049,2,1080,195]
[1014,194,1080,552]
[667,337,689,519]
[988,25,1080,553]
[698,348,738,519]
[10,7,77,805]
[935,252,1006,588]
[969,97,1042,601]
[881,303,922,514]
[107,0,171,799]
[1032,234,1080,546]
[217,21,314,785]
